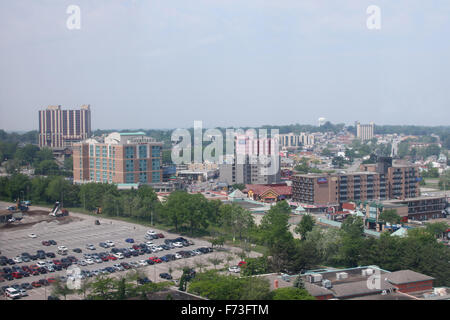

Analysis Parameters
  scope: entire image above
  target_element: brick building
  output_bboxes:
[73,132,163,185]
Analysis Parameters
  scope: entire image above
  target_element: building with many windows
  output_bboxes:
[72,132,163,185]
[38,105,91,149]
[292,157,420,208]
[356,121,374,141]
[219,134,281,185]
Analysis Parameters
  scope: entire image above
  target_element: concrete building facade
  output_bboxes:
[356,121,374,141]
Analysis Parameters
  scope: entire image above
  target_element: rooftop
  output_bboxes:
[384,270,434,285]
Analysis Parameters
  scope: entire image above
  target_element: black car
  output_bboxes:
[30,255,38,261]
[4,274,13,281]
[137,277,151,285]
[146,259,154,265]
[54,265,63,271]
[3,267,12,274]
[49,240,57,245]
[48,296,60,300]
[46,252,56,258]
[38,279,49,286]
[73,248,82,253]
[38,267,47,274]
[131,251,139,257]
[7,259,15,265]
[111,248,120,254]
[159,273,172,280]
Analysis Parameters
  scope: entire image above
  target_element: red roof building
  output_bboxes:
[243,184,292,203]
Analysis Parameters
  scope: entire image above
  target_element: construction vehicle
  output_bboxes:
[8,199,29,212]
[49,201,69,217]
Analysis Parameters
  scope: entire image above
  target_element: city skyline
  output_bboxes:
[1,1,450,131]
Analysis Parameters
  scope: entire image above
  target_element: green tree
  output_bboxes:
[378,209,401,224]
[295,214,315,240]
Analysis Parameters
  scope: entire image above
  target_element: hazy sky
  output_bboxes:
[1,0,449,131]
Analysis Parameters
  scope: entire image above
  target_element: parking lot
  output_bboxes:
[0,202,260,300]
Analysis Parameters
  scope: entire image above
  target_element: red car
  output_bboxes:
[32,281,41,288]
[156,233,164,238]
[52,259,61,265]
[238,261,247,267]
[12,272,23,279]
[22,266,31,273]
[132,245,140,250]
[47,277,57,283]
[149,257,162,263]
[42,241,51,246]
[107,255,117,261]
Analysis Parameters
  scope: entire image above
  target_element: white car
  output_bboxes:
[5,288,21,299]
[138,260,147,266]
[19,289,28,297]
[113,252,124,259]
[86,244,96,250]
[173,242,183,248]
[228,266,241,273]
[145,241,154,246]
[85,259,94,265]
[58,245,68,251]
[154,246,163,252]
[174,253,182,259]
[13,256,22,263]
[105,240,115,247]
[36,261,47,268]
[28,233,37,238]
[146,230,156,236]
[78,260,87,266]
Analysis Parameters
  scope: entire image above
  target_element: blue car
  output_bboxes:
[125,238,134,243]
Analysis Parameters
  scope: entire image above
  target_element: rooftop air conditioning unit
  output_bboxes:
[322,279,332,289]
[336,272,348,280]
[308,273,323,283]
[362,268,374,276]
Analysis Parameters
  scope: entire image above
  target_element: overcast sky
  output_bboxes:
[0,0,449,131]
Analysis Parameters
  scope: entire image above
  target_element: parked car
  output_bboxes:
[73,248,82,253]
[28,234,37,238]
[138,277,151,285]
[229,266,240,273]
[159,273,172,280]
[5,287,21,299]
[125,238,135,243]
[105,240,115,247]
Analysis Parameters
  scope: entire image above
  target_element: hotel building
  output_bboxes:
[73,132,163,185]
[38,105,91,149]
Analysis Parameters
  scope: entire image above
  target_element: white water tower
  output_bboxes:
[318,117,326,126]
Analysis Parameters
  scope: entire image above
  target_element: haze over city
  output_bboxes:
[1,0,449,131]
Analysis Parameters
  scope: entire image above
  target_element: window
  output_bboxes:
[152,146,161,157]
[139,145,147,158]
[126,160,134,172]
[125,146,134,159]
[152,171,160,182]
[139,172,147,183]
[139,159,147,171]
[152,159,160,170]
[126,173,134,183]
